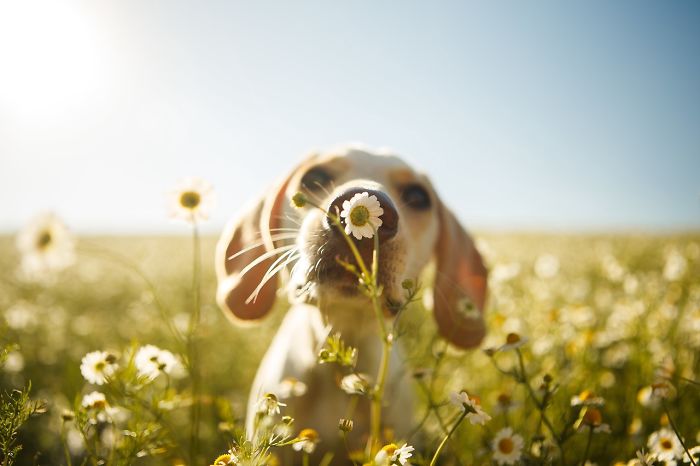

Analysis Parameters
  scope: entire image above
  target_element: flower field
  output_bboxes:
[1,230,699,465]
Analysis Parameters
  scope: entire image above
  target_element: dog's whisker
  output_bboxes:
[258,247,299,285]
[247,252,301,304]
[237,245,296,278]
[227,234,298,261]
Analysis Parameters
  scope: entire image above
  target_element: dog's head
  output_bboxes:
[215,147,488,348]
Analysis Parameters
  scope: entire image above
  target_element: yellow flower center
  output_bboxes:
[212,454,231,465]
[381,443,398,456]
[583,408,602,426]
[498,437,514,454]
[36,230,52,249]
[661,438,673,450]
[179,191,201,209]
[92,399,107,410]
[95,361,105,372]
[349,205,370,226]
[299,428,319,441]
[579,390,593,401]
[506,333,521,344]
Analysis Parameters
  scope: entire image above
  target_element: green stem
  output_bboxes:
[302,452,310,466]
[663,401,697,466]
[188,222,202,464]
[515,348,566,464]
[429,409,467,466]
[61,423,73,466]
[581,426,593,466]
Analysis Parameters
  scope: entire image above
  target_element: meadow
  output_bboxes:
[1,230,699,465]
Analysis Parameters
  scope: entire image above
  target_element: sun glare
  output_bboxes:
[0,1,109,123]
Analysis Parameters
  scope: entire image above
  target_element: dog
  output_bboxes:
[215,146,488,460]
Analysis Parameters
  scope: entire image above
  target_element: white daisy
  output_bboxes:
[168,177,216,224]
[647,428,684,462]
[339,192,383,240]
[134,345,179,380]
[340,373,371,395]
[16,212,75,281]
[683,445,700,464]
[81,391,108,410]
[499,332,528,351]
[256,393,286,416]
[276,377,308,399]
[374,443,414,466]
[292,428,320,454]
[570,390,606,407]
[449,391,492,425]
[491,427,524,465]
[80,351,118,385]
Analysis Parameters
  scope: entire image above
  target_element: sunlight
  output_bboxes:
[0,1,108,123]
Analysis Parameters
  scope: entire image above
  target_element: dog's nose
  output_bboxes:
[327,188,399,241]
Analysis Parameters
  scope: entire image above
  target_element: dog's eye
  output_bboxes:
[300,168,333,191]
[401,184,431,210]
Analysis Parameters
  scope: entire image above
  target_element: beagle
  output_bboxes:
[215,146,488,459]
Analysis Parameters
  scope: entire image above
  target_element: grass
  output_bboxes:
[0,232,698,465]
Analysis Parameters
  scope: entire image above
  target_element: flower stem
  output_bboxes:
[429,409,468,466]
[663,401,697,466]
[581,426,593,466]
[188,222,202,464]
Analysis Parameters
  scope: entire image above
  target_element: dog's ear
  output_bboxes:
[432,199,488,348]
[215,174,292,324]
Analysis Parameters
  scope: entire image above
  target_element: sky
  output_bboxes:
[1,0,699,234]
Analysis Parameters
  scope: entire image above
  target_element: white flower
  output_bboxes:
[16,212,75,281]
[134,345,179,380]
[499,332,528,351]
[491,427,524,465]
[647,428,684,462]
[570,390,605,407]
[534,253,559,279]
[168,177,216,224]
[292,428,320,454]
[340,373,371,395]
[339,192,383,240]
[276,377,308,399]
[449,391,491,425]
[256,393,286,416]
[683,445,700,464]
[80,351,118,385]
[374,443,414,466]
[81,391,108,410]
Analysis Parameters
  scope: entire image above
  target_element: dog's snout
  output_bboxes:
[327,188,398,241]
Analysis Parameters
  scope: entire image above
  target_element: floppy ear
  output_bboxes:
[215,175,291,324]
[432,199,488,348]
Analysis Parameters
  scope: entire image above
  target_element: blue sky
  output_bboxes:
[1,0,698,233]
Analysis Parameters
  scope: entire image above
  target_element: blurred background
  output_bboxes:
[1,0,699,234]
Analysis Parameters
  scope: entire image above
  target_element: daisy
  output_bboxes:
[81,391,108,410]
[576,407,611,434]
[256,393,286,416]
[500,332,528,351]
[276,377,308,399]
[293,428,320,454]
[211,449,239,465]
[647,428,684,462]
[570,390,606,407]
[340,373,371,395]
[682,445,700,464]
[134,345,179,380]
[339,192,383,240]
[449,391,492,425]
[16,212,75,281]
[168,177,216,224]
[80,351,118,385]
[374,443,414,466]
[494,392,520,414]
[491,427,524,465]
